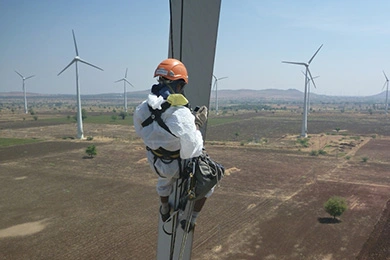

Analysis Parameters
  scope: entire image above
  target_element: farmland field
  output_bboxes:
[0,101,389,259]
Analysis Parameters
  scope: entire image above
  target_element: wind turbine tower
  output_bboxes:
[212,74,228,115]
[283,44,323,137]
[58,30,103,139]
[382,71,389,115]
[302,71,319,113]
[15,70,35,114]
[115,68,135,112]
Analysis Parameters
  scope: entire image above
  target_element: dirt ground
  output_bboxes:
[1,116,390,259]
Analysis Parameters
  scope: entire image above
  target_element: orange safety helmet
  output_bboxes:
[154,58,188,84]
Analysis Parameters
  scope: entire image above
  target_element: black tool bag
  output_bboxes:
[185,151,225,201]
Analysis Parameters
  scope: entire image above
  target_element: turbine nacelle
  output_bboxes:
[114,68,135,87]
[15,70,35,81]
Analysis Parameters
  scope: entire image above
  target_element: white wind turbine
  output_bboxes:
[15,70,35,114]
[283,44,323,137]
[58,29,103,139]
[302,71,320,113]
[382,71,389,115]
[212,74,228,115]
[115,68,134,112]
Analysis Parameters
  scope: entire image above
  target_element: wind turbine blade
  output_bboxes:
[282,61,307,66]
[72,30,79,56]
[58,59,76,76]
[78,58,104,71]
[218,76,228,80]
[302,71,317,82]
[382,81,387,91]
[307,68,317,89]
[114,79,123,83]
[212,75,217,81]
[212,81,217,90]
[308,44,323,64]
[124,78,134,87]
[383,70,389,81]
[25,75,35,80]
[14,70,24,78]
[125,68,128,78]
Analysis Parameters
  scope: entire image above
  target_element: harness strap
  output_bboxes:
[141,102,176,137]
[147,146,180,159]
[147,147,183,179]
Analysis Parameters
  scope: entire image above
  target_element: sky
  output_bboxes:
[1,0,390,97]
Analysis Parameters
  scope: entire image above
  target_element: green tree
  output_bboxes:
[81,108,87,120]
[119,111,128,120]
[324,196,347,219]
[86,144,97,158]
[73,109,87,122]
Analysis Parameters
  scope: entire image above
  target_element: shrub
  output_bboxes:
[86,144,97,158]
[318,149,327,155]
[119,111,128,120]
[324,196,347,219]
[362,157,369,163]
[297,138,309,147]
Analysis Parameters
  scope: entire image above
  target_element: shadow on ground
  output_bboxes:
[317,217,341,224]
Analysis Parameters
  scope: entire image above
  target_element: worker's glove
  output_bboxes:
[194,106,208,128]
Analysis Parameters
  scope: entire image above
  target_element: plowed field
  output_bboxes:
[0,111,389,260]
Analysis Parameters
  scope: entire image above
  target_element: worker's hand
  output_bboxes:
[195,106,208,128]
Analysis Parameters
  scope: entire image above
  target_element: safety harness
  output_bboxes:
[142,102,176,137]
[141,101,183,178]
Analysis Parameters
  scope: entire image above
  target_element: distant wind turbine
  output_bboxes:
[382,71,389,115]
[115,68,134,112]
[212,74,228,115]
[15,70,35,114]
[58,29,103,139]
[302,71,320,113]
[283,44,323,137]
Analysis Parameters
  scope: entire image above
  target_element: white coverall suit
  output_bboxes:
[133,94,213,198]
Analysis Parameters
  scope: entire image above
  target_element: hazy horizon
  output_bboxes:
[1,87,387,99]
[2,1,390,97]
